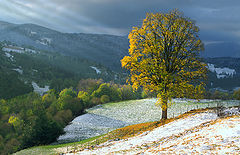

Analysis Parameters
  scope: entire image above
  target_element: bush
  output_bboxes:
[91,97,101,105]
[59,88,77,98]
[77,91,90,103]
[101,95,110,104]
[91,83,121,102]
[120,85,135,100]
[53,110,73,126]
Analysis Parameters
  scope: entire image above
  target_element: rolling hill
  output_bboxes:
[0,21,240,91]
[0,21,128,71]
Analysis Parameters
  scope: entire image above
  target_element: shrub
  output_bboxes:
[91,97,101,105]
[101,95,110,104]
[59,88,77,98]
[77,91,90,103]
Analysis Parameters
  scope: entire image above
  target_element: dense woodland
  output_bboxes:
[0,79,144,154]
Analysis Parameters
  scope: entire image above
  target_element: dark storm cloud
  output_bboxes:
[0,0,240,41]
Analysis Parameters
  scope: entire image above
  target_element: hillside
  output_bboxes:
[205,57,240,91]
[0,42,121,99]
[71,109,239,154]
[0,21,129,71]
[14,107,240,154]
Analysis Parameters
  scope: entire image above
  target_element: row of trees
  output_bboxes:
[205,89,240,100]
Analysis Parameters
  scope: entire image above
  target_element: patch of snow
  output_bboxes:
[30,31,37,35]
[2,46,25,53]
[36,37,52,46]
[5,52,14,61]
[12,68,23,74]
[31,82,49,96]
[222,107,240,116]
[90,66,101,74]
[207,63,236,79]
[57,113,127,144]
[25,48,37,54]
[43,37,52,43]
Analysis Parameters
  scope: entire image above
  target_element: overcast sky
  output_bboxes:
[0,0,240,42]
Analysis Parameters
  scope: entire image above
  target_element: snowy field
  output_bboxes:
[56,98,239,144]
[67,108,240,154]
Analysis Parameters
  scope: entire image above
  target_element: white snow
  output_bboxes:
[5,52,12,58]
[67,109,240,154]
[31,82,49,96]
[207,63,236,79]
[90,66,101,74]
[2,46,25,53]
[12,68,23,74]
[2,45,37,54]
[36,37,52,46]
[144,111,240,154]
[5,52,14,61]
[57,99,239,144]
[36,40,47,45]
[25,48,37,54]
[30,31,37,35]
[69,111,218,154]
[43,37,52,43]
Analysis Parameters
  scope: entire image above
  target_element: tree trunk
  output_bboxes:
[161,99,168,120]
[162,107,167,120]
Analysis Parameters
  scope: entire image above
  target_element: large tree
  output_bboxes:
[121,10,207,120]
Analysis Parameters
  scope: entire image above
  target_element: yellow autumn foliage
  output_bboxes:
[121,9,207,119]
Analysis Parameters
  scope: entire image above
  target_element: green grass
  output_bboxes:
[14,135,103,155]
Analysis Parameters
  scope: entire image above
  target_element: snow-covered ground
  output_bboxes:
[12,68,23,74]
[207,63,236,79]
[56,99,239,144]
[32,82,49,96]
[66,108,240,154]
[36,37,52,46]
[2,46,25,53]
[90,66,101,74]
[5,52,14,61]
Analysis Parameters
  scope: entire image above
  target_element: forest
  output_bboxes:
[0,79,144,154]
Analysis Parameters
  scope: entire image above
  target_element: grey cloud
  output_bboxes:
[0,0,239,41]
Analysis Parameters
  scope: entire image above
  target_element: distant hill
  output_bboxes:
[0,21,129,71]
[205,57,240,91]
[0,21,240,91]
